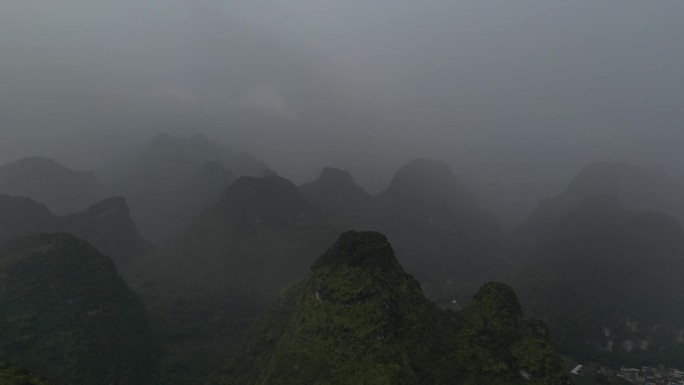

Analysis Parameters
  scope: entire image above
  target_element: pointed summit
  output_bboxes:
[300,167,377,230]
[60,196,148,266]
[311,231,400,271]
[0,195,147,268]
[317,167,356,186]
[214,232,570,385]
[377,160,502,300]
[386,158,475,209]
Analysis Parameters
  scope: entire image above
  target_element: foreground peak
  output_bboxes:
[312,231,397,271]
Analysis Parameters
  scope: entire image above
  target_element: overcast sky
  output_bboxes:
[2,1,683,223]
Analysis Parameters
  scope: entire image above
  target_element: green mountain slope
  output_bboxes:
[212,231,569,385]
[516,195,684,366]
[0,233,161,385]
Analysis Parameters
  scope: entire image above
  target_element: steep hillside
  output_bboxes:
[212,232,569,385]
[59,196,149,266]
[516,195,684,366]
[378,159,504,302]
[127,176,338,352]
[0,234,161,385]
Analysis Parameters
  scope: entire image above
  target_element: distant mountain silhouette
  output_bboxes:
[0,195,147,267]
[299,160,504,304]
[515,161,684,250]
[0,157,104,214]
[377,159,504,302]
[212,231,570,385]
[110,133,271,243]
[0,233,160,385]
[299,167,379,230]
[127,175,338,352]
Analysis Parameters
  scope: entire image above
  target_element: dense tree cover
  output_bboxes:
[211,232,569,385]
[514,195,684,367]
[0,234,161,385]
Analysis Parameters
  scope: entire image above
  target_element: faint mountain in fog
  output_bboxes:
[378,159,504,302]
[0,157,104,215]
[299,167,379,230]
[213,231,569,385]
[110,133,270,243]
[127,175,338,350]
[515,161,684,249]
[0,195,147,268]
[298,160,504,304]
[0,233,160,385]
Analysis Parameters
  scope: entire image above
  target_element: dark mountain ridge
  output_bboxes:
[300,159,504,304]
[515,194,684,366]
[0,195,147,268]
[212,231,569,385]
[0,233,161,385]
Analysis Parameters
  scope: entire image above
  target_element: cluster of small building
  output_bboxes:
[597,366,684,385]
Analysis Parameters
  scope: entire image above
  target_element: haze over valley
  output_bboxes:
[1,1,684,384]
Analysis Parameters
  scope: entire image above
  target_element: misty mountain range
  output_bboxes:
[0,131,683,384]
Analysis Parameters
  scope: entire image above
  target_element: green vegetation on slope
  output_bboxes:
[212,231,570,385]
[0,234,161,385]
[515,195,684,367]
